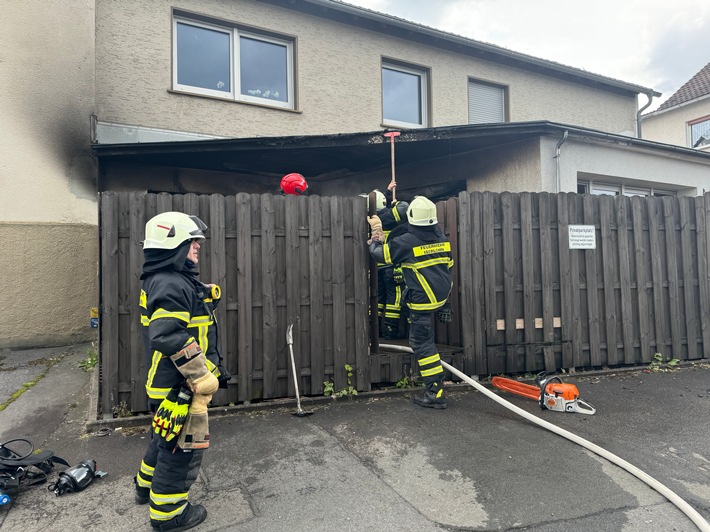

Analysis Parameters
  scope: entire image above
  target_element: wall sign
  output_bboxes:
[569,225,596,249]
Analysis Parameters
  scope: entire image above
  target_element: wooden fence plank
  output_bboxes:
[631,197,652,363]
[539,193,556,372]
[483,192,501,373]
[582,195,601,366]
[599,196,618,365]
[284,197,301,396]
[520,193,536,372]
[470,193,487,375]
[663,197,683,359]
[616,196,635,364]
[557,193,574,368]
[647,197,667,356]
[260,194,278,398]
[445,197,461,345]
[308,196,325,394]
[351,198,369,391]
[100,192,119,418]
[697,194,710,358]
[457,193,475,373]
[501,192,518,372]
[680,198,699,359]
[128,192,146,411]
[567,195,584,368]
[235,193,253,402]
[331,197,348,388]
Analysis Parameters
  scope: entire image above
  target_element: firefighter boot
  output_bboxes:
[151,502,207,531]
[134,476,149,505]
[412,380,447,410]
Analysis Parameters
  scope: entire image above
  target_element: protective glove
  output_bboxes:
[166,387,193,443]
[393,267,404,284]
[152,387,179,439]
[436,303,452,323]
[368,215,383,234]
[170,339,218,392]
[216,365,231,389]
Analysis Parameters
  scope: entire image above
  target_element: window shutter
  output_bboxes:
[468,81,505,124]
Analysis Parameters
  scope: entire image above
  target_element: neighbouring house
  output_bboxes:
[3,0,710,349]
[641,61,710,154]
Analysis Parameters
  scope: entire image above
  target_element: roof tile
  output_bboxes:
[657,61,710,111]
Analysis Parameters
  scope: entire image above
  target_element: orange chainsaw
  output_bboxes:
[491,373,596,415]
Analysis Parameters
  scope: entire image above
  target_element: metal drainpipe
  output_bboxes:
[636,92,654,138]
[554,130,568,192]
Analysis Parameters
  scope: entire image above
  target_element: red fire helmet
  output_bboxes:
[280,173,308,195]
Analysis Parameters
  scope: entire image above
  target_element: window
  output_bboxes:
[173,15,294,109]
[468,80,507,124]
[689,117,710,149]
[577,180,676,197]
[382,62,428,128]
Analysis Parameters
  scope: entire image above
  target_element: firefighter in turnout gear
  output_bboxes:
[135,211,230,531]
[363,188,409,339]
[368,196,453,409]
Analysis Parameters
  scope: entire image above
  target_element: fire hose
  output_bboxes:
[379,344,710,532]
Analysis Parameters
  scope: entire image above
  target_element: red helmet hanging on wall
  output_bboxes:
[280,173,308,195]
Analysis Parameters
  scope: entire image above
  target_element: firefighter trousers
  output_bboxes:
[137,401,205,525]
[409,310,445,393]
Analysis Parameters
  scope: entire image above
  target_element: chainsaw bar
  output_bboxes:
[491,377,541,400]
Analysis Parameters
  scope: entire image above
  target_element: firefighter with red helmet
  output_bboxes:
[280,173,308,195]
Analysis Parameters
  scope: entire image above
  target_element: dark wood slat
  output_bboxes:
[647,197,667,356]
[520,193,536,372]
[483,192,501,373]
[501,192,517,372]
[128,192,146,411]
[331,197,348,388]
[615,196,635,364]
[599,196,618,365]
[308,196,325,394]
[235,193,253,402]
[631,197,652,363]
[260,194,278,398]
[663,197,683,359]
[351,197,370,391]
[557,193,574,368]
[100,192,119,418]
[679,198,699,359]
[697,195,710,358]
[582,194,601,366]
[539,193,556,372]
[457,193,475,374]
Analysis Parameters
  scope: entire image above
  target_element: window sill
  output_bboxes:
[168,89,302,114]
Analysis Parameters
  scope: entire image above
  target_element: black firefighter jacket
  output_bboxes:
[371,224,454,312]
[140,267,223,401]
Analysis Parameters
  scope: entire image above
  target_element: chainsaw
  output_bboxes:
[491,373,596,415]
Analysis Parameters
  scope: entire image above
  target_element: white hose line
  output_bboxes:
[379,344,710,531]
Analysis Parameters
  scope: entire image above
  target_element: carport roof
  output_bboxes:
[92,121,710,183]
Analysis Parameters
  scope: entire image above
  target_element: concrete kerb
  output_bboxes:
[83,359,708,433]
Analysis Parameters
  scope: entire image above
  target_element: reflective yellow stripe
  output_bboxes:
[188,315,211,326]
[150,504,187,521]
[140,290,147,309]
[412,242,451,257]
[394,285,402,306]
[136,476,151,489]
[402,257,452,270]
[150,491,189,504]
[146,351,162,393]
[392,205,401,222]
[413,269,436,303]
[145,387,171,400]
[421,366,444,377]
[384,312,400,318]
[383,243,392,264]
[419,353,441,366]
[408,301,445,311]
[140,315,150,326]
[140,461,155,475]
[150,309,190,323]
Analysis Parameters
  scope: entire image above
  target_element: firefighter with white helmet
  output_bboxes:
[361,188,409,339]
[368,196,453,409]
[134,211,229,531]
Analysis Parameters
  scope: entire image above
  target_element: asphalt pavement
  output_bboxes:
[1,343,709,531]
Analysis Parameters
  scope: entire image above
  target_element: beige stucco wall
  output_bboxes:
[95,0,638,139]
[1,0,98,348]
[641,98,710,148]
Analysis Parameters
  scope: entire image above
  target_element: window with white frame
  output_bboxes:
[468,80,506,124]
[173,15,294,109]
[382,61,428,128]
[689,116,710,149]
[577,180,675,197]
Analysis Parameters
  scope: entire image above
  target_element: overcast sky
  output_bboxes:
[344,0,709,111]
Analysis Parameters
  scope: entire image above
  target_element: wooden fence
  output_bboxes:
[99,191,710,416]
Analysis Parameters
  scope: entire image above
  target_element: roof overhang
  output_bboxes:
[92,121,710,184]
[261,0,660,99]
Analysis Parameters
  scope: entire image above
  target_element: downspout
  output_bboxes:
[636,92,654,138]
[554,130,568,193]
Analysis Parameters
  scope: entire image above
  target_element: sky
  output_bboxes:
[344,0,709,111]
